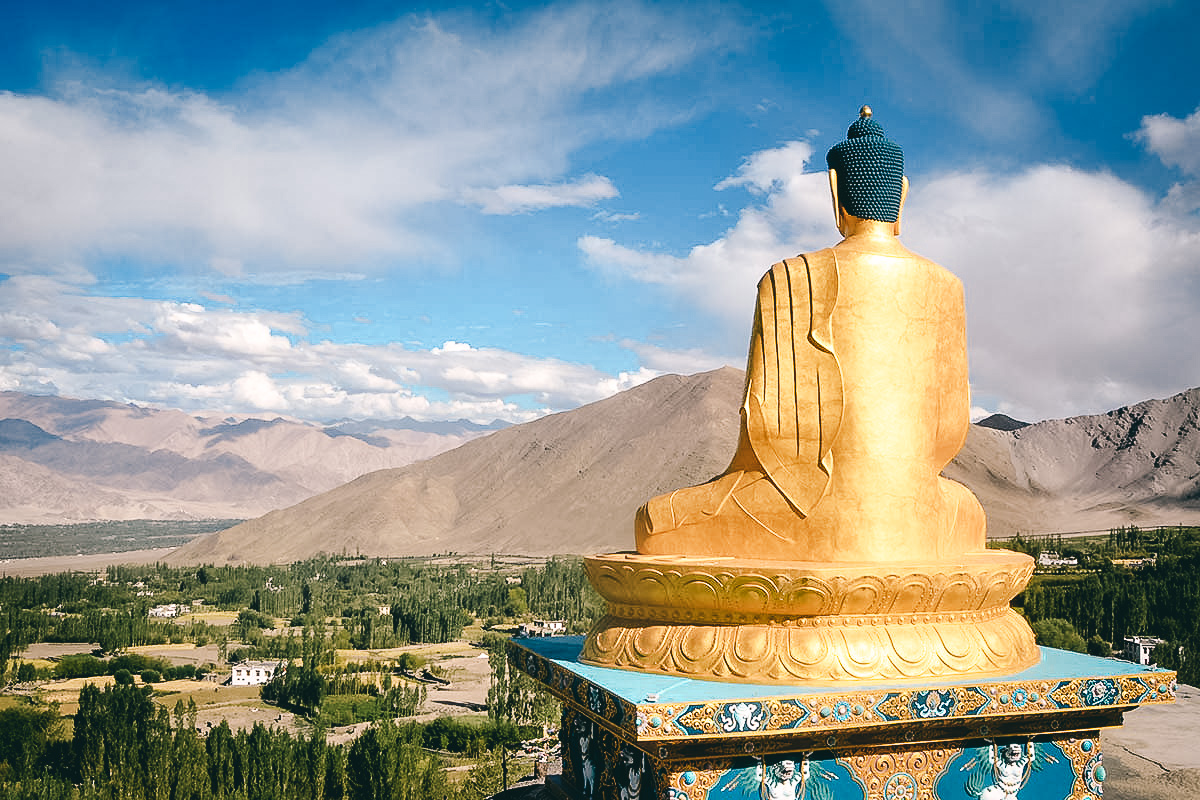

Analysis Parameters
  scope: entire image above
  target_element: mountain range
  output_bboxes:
[5,372,1199,563]
[0,391,497,524]
[165,368,1200,565]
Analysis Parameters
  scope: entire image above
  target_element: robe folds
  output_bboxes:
[743,250,843,517]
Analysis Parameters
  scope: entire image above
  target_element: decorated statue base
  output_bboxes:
[581,552,1039,684]
[510,636,1175,800]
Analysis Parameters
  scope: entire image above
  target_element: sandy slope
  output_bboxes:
[948,388,1200,536]
[6,371,1200,562]
[167,368,744,564]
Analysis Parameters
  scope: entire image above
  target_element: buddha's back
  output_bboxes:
[816,236,981,562]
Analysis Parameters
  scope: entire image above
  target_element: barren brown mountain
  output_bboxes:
[947,386,1200,536]
[168,369,1200,565]
[0,392,491,523]
[167,367,744,564]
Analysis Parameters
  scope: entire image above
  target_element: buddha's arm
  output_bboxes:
[744,253,843,514]
[933,275,971,469]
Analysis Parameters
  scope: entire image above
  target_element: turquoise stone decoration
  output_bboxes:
[511,636,1175,799]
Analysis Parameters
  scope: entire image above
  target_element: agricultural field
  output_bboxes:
[0,553,585,797]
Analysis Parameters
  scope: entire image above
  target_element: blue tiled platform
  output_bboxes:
[511,636,1175,800]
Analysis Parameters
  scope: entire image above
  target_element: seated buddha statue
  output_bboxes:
[635,107,986,564]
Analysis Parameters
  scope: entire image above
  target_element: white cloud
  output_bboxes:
[416,340,654,410]
[1007,0,1169,88]
[1136,107,1200,176]
[582,132,1200,422]
[154,303,298,359]
[820,1,1041,139]
[620,340,734,375]
[0,3,751,424]
[232,372,288,410]
[821,0,1163,139]
[581,139,832,326]
[904,164,1200,420]
[715,141,815,194]
[591,210,641,223]
[578,236,685,284]
[0,4,732,276]
[596,368,662,398]
[970,405,995,423]
[464,175,617,214]
[0,276,657,423]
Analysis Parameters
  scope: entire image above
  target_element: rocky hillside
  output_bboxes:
[947,387,1200,536]
[167,368,744,564]
[0,392,496,523]
[168,370,1200,564]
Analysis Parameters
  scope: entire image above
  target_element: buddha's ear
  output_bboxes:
[894,175,909,236]
[828,168,845,235]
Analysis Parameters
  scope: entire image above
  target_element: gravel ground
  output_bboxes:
[1102,683,1200,799]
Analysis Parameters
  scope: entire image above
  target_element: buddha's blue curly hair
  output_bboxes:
[825,112,904,223]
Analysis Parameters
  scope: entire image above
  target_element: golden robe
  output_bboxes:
[635,236,985,563]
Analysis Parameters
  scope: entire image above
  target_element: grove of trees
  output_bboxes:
[2,554,605,682]
[1003,525,1200,684]
[1,553,588,797]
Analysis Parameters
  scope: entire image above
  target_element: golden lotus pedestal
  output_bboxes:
[510,635,1176,800]
[579,551,1041,684]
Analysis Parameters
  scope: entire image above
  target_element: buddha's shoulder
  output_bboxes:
[825,242,961,286]
[766,244,962,291]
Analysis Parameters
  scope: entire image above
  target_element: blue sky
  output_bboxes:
[1,0,1198,425]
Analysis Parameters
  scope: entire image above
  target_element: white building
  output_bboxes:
[519,619,566,637]
[1112,554,1157,570]
[1124,636,1166,666]
[1037,551,1078,567]
[148,603,180,618]
[230,660,285,686]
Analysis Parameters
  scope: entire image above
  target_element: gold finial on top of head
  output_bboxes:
[859,105,872,119]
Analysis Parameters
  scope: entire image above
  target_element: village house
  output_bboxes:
[1123,636,1166,666]
[1112,554,1158,570]
[518,619,566,637]
[1037,551,1078,567]
[230,660,285,686]
[148,603,180,618]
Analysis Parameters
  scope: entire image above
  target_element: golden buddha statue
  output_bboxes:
[635,106,983,564]
[581,108,1039,684]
